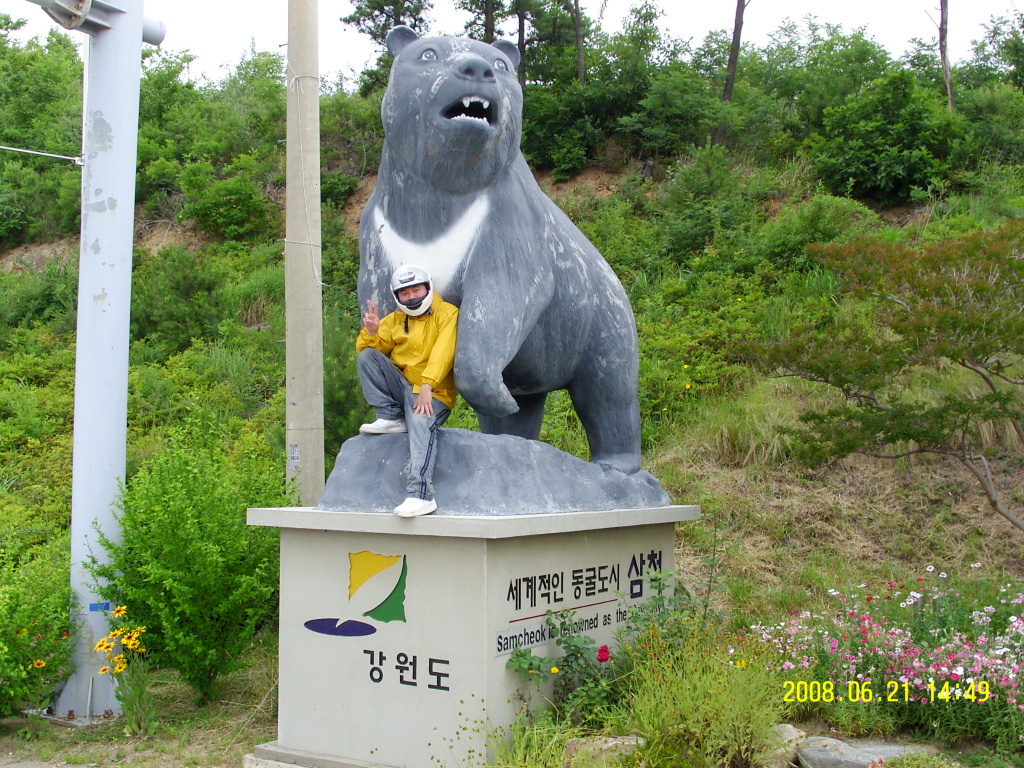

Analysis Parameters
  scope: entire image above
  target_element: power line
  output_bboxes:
[0,144,83,165]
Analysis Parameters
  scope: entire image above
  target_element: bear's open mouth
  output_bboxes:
[443,96,496,125]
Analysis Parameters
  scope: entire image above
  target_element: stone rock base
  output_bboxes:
[318,428,670,515]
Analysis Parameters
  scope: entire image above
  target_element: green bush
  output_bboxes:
[658,143,757,263]
[91,420,295,702]
[808,70,964,202]
[320,172,359,208]
[755,194,882,269]
[319,88,384,176]
[179,155,281,242]
[0,537,74,718]
[618,63,724,157]
[130,245,227,359]
[626,631,785,768]
[0,182,26,246]
[322,304,369,471]
[634,269,764,436]
[557,192,663,276]
[960,84,1024,165]
[0,259,78,333]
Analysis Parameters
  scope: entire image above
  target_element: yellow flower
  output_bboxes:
[109,628,124,638]
[94,638,115,653]
[683,364,689,369]
[32,659,46,669]
[736,659,747,669]
[736,298,742,301]
[98,666,111,675]
[113,664,127,674]
[111,605,127,619]
[112,654,126,664]
[550,666,560,674]
[685,384,691,389]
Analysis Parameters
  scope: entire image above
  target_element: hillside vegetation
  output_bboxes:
[1,2,1023,763]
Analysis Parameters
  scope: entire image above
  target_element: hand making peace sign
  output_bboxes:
[362,299,380,336]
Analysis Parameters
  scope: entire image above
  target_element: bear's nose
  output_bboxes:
[456,56,495,82]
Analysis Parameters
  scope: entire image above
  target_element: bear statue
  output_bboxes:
[357,25,642,475]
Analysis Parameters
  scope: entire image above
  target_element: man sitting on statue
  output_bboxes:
[356,264,458,518]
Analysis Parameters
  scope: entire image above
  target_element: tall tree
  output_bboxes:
[756,226,1024,535]
[570,0,584,85]
[507,0,539,86]
[714,0,750,144]
[938,0,956,109]
[457,0,505,42]
[341,0,432,46]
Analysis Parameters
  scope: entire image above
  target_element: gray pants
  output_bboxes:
[357,348,451,500]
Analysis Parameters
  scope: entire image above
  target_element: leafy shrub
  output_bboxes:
[658,143,757,262]
[634,269,764,437]
[91,420,295,702]
[507,609,625,726]
[179,155,281,242]
[557,192,662,275]
[320,172,359,208]
[0,537,74,718]
[618,63,724,157]
[808,70,964,203]
[0,259,78,333]
[755,194,882,269]
[323,305,370,471]
[320,89,384,176]
[521,86,603,181]
[130,245,227,359]
[959,84,1024,165]
[0,182,26,246]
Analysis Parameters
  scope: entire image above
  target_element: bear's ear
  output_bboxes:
[386,25,420,57]
[492,39,521,71]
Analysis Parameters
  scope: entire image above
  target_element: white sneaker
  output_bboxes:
[360,418,407,434]
[394,497,437,517]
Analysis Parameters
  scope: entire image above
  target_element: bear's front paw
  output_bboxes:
[457,375,520,418]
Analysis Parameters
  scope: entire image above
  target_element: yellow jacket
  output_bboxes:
[355,294,459,408]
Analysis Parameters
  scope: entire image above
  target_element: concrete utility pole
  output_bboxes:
[21,0,163,720]
[284,0,325,505]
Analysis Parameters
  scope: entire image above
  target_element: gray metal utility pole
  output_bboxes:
[24,0,163,721]
[284,0,325,505]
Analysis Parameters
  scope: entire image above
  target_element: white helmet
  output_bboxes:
[390,264,434,317]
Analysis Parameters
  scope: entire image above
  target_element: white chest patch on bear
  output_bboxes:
[374,195,490,295]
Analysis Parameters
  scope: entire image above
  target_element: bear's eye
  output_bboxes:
[420,49,438,61]
[495,58,508,72]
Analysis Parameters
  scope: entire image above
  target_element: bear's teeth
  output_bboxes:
[463,97,472,108]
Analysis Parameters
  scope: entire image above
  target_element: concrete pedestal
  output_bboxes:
[247,505,699,768]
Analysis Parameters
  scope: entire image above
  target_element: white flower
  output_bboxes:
[926,565,935,572]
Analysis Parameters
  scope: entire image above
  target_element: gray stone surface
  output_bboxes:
[317,428,670,515]
[564,736,645,767]
[797,736,922,768]
[767,723,806,768]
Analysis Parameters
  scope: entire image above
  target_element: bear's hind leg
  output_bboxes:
[567,377,642,475]
[477,392,547,440]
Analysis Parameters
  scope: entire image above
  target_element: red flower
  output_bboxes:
[596,645,611,663]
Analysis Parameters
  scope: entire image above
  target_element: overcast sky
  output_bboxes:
[0,0,1018,86]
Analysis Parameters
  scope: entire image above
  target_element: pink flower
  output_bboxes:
[596,645,610,663]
